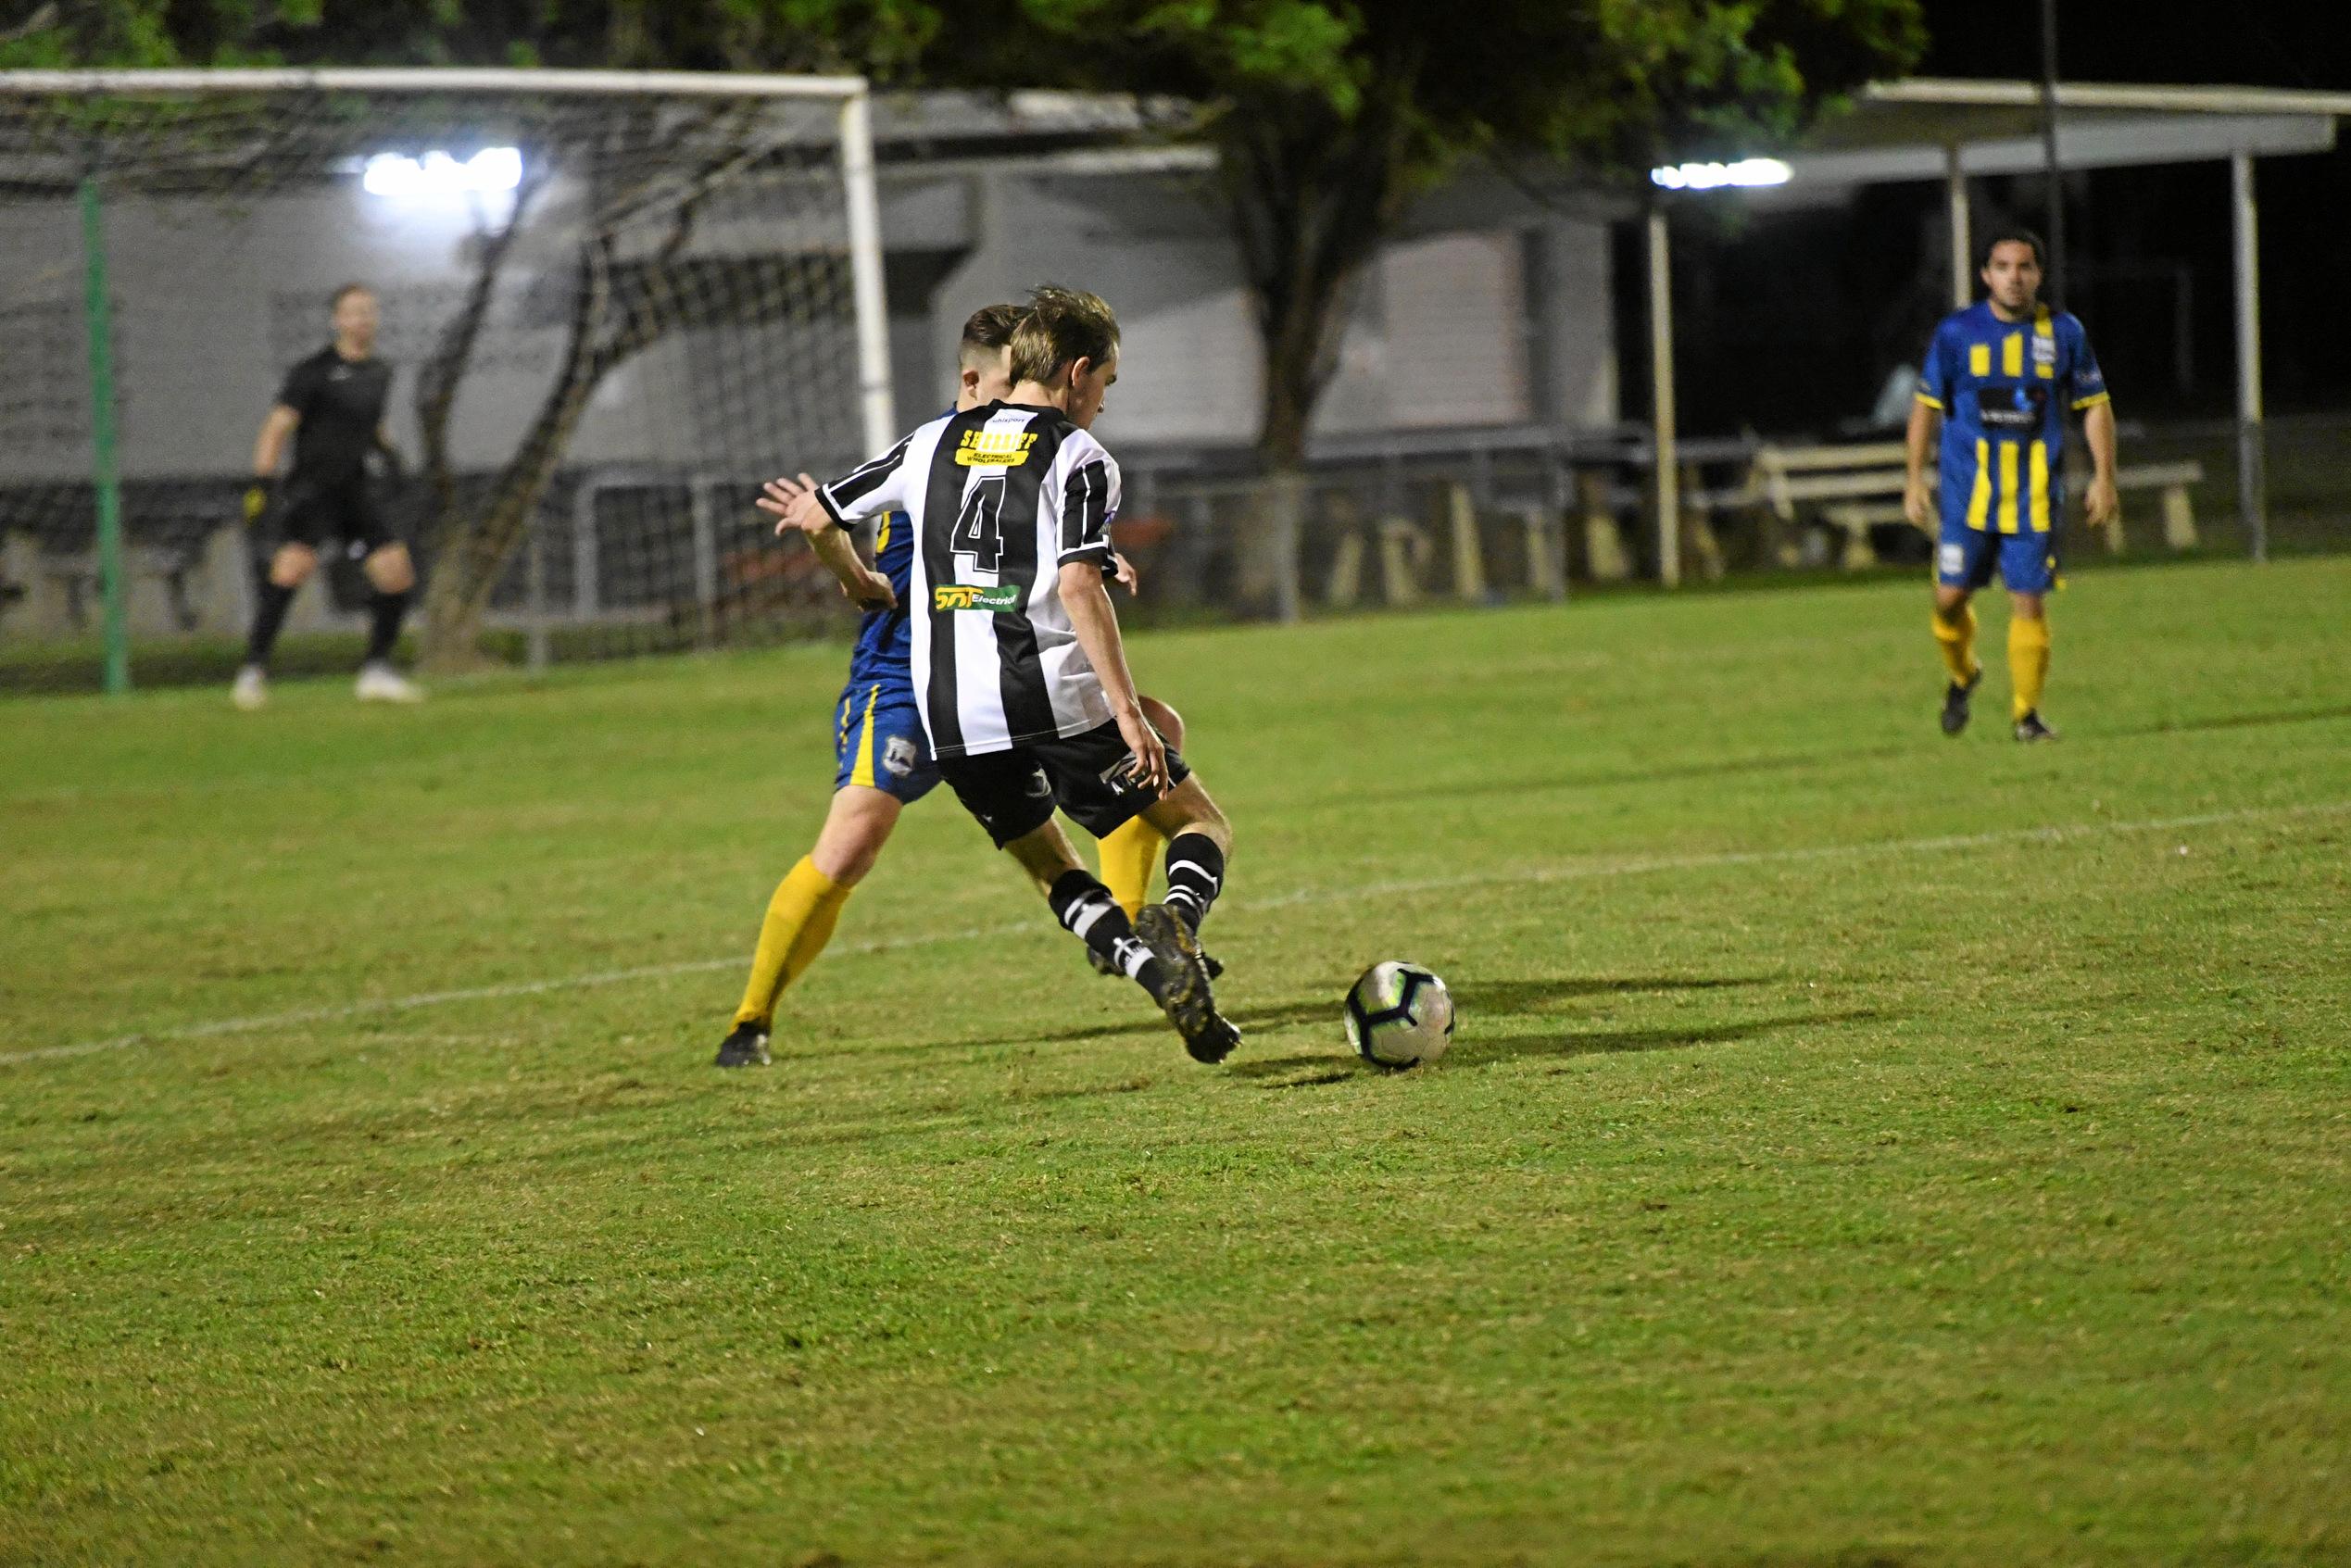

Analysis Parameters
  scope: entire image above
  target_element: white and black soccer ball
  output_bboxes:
[1344,961,1454,1070]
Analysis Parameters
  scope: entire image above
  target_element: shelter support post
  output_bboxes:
[1647,204,1679,589]
[1946,144,1971,308]
[2232,151,2267,561]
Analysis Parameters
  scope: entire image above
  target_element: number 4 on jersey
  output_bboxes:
[951,475,1006,573]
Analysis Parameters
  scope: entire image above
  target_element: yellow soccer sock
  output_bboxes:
[1931,602,1979,686]
[1097,816,1166,922]
[732,857,853,1030]
[2008,615,2051,721]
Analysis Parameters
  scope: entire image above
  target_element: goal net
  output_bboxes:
[0,69,894,691]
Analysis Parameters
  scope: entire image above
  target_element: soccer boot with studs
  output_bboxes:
[2013,709,2056,744]
[1134,903,1239,1064]
[1940,666,1981,736]
[713,1022,772,1068]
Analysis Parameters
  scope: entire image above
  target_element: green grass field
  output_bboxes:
[6,558,2348,1567]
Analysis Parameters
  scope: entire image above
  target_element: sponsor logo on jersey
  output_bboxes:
[954,430,1040,467]
[934,583,1023,612]
[1976,382,2048,432]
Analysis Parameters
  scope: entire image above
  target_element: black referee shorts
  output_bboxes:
[270,473,396,557]
[937,720,1191,848]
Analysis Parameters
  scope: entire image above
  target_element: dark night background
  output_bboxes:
[1639,0,2351,438]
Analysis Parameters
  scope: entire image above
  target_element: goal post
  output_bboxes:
[0,68,897,691]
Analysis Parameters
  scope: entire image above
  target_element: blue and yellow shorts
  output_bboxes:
[833,679,940,804]
[1935,521,2057,596]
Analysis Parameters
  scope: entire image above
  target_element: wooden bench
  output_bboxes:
[0,523,253,639]
[1722,443,2207,568]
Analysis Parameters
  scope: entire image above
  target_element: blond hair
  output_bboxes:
[1006,285,1118,387]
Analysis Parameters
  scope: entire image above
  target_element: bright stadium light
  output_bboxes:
[1650,157,1792,192]
[361,147,523,199]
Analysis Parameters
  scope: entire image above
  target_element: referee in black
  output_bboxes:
[234,282,422,708]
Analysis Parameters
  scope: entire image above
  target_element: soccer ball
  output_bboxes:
[1344,961,1454,1070]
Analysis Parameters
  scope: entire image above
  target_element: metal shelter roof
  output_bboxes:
[1767,80,2348,194]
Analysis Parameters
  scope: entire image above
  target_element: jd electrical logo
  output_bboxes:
[934,583,1023,611]
[955,431,1039,467]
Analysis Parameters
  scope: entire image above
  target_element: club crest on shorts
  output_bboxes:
[882,735,919,778]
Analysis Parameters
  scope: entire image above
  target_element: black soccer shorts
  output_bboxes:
[269,474,396,557]
[936,719,1191,847]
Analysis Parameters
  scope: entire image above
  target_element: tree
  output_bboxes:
[920,0,1927,469]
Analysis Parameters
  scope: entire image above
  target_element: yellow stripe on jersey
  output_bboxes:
[2072,390,2111,410]
[1969,343,1991,377]
[848,683,881,789]
[875,514,891,552]
[1998,443,2021,534]
[2029,442,2051,533]
[1968,438,1993,530]
[2002,332,2024,378]
[1915,390,1944,411]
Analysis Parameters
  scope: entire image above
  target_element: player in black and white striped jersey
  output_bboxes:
[766,287,1239,1063]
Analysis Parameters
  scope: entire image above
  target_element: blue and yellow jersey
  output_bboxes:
[844,508,914,688]
[1917,301,2108,534]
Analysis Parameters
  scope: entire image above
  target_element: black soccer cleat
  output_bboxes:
[713,1022,771,1068]
[1134,904,1240,1064]
[2013,710,2056,744]
[1940,667,1982,736]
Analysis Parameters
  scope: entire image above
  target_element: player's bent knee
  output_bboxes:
[365,546,416,595]
[1138,694,1185,751]
[811,786,901,884]
[269,546,318,588]
[1145,781,1230,852]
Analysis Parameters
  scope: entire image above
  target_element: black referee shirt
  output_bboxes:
[278,345,392,482]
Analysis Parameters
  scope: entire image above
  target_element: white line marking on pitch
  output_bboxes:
[6,799,2343,1069]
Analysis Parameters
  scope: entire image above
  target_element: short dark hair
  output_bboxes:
[959,303,1025,362]
[1980,229,2046,271]
[1007,285,1118,387]
[329,282,374,311]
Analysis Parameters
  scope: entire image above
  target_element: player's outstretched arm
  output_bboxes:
[756,473,893,608]
[1061,561,1167,794]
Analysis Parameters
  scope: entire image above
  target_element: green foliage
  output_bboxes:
[5,559,2349,1562]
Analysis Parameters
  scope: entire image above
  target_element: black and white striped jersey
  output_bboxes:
[815,400,1122,760]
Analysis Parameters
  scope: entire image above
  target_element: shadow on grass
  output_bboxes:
[1316,745,1915,809]
[928,973,1777,1056]
[1229,1007,1884,1087]
[2100,702,2351,739]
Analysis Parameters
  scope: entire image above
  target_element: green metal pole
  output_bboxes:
[79,170,131,696]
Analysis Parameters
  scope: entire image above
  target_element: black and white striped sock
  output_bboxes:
[1162,834,1226,935]
[1049,872,1163,991]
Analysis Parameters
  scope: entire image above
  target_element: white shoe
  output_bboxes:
[356,662,424,704]
[232,665,268,710]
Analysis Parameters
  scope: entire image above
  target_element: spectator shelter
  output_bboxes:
[1642,80,2351,583]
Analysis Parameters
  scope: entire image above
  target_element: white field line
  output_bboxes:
[6,799,2344,1070]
